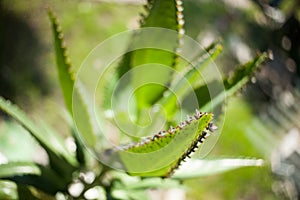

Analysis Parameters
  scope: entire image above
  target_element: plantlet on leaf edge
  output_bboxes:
[114,110,216,177]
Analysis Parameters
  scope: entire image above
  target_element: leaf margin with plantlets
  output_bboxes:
[48,9,75,115]
[200,52,270,111]
[115,110,216,177]
[48,9,97,148]
[170,52,271,180]
[103,0,185,114]
[158,42,223,119]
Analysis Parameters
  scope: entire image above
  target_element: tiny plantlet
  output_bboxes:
[117,110,215,177]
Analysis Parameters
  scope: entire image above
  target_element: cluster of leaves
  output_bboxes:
[0,0,270,199]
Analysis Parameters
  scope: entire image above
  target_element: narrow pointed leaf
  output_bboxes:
[115,111,214,177]
[0,97,74,164]
[48,10,75,114]
[223,52,269,90]
[72,83,97,147]
[159,44,223,118]
[107,0,185,114]
[0,162,41,178]
[172,158,264,179]
[48,10,97,148]
[200,52,269,111]
[0,97,77,180]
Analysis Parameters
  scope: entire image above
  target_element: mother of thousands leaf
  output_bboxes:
[114,110,216,177]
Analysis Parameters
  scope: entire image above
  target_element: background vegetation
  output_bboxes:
[0,0,299,199]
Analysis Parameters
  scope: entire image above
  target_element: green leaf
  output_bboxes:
[48,10,97,148]
[172,158,264,179]
[110,171,182,190]
[72,84,97,148]
[117,111,214,177]
[0,121,40,162]
[140,0,182,30]
[0,97,76,181]
[0,181,18,200]
[159,43,223,118]
[112,187,148,200]
[200,52,269,111]
[0,162,41,178]
[48,10,75,115]
[134,0,184,108]
[223,52,269,90]
[0,97,74,164]
[59,108,86,166]
[4,164,69,195]
[110,0,184,113]
[110,172,182,200]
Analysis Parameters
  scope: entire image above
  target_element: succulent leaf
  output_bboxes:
[116,110,215,177]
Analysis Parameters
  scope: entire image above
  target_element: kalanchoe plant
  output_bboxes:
[0,0,270,199]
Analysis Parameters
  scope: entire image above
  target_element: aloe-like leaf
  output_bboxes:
[49,10,97,148]
[223,52,269,90]
[159,44,223,118]
[0,97,76,181]
[72,84,97,148]
[200,52,269,111]
[172,158,264,179]
[0,97,74,164]
[134,0,184,108]
[48,10,74,114]
[140,0,182,30]
[0,162,41,178]
[109,0,184,112]
[116,111,214,177]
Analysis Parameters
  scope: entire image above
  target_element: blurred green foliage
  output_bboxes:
[0,0,299,199]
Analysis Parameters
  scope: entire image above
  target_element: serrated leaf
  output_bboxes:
[107,0,185,116]
[141,0,182,30]
[200,52,269,111]
[0,162,41,177]
[116,111,214,177]
[0,97,76,181]
[48,10,74,115]
[48,10,97,148]
[223,52,268,90]
[134,0,184,108]
[159,43,223,118]
[172,158,264,179]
